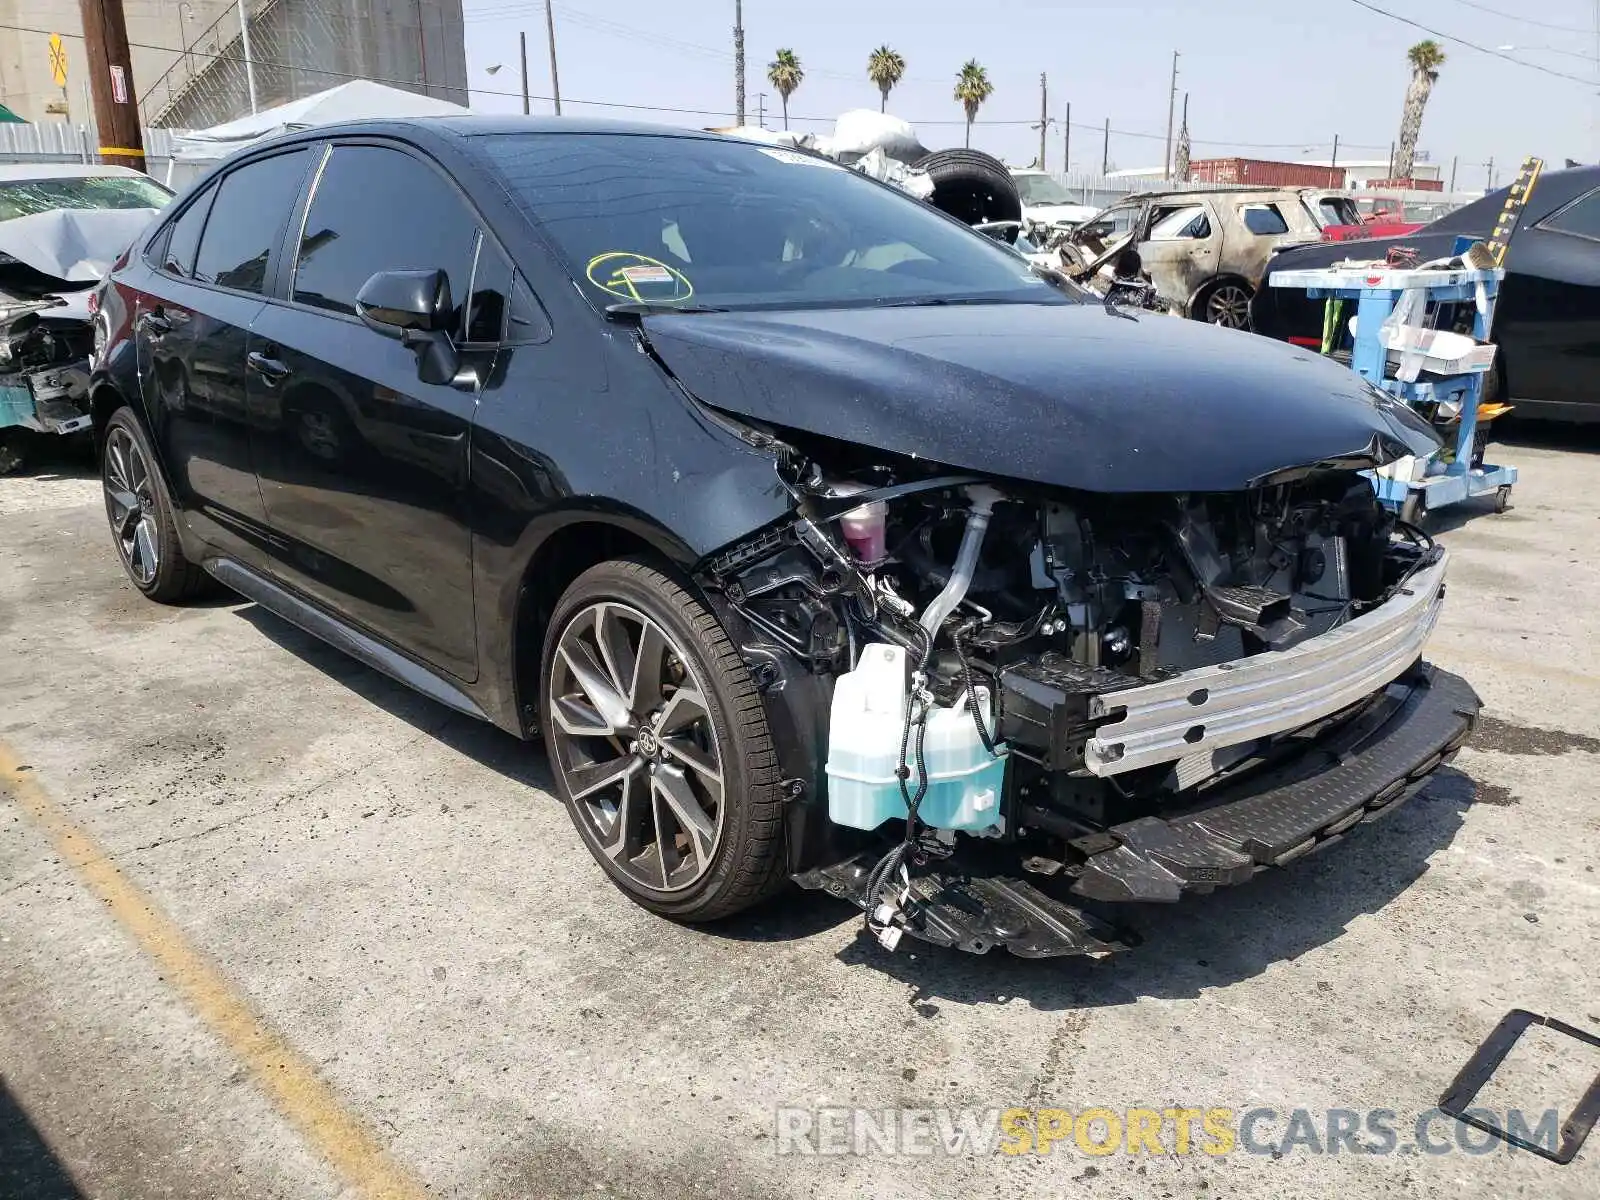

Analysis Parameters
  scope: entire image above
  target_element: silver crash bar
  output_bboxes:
[1085,549,1449,776]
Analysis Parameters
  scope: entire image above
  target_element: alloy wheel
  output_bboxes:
[103,425,160,586]
[1206,284,1253,329]
[547,600,726,893]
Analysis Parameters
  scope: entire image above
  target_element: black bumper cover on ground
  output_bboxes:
[795,664,1481,957]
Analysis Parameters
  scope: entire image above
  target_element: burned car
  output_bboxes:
[1054,187,1358,328]
[92,119,1477,958]
[0,164,169,473]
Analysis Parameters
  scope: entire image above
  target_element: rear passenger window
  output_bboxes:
[157,185,215,277]
[1240,204,1290,236]
[292,145,478,334]
[193,150,310,294]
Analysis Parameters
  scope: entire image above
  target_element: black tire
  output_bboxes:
[101,406,212,603]
[540,558,786,922]
[0,430,24,476]
[1193,278,1255,330]
[913,148,1022,227]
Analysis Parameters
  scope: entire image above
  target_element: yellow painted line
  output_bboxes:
[95,146,146,157]
[0,744,427,1200]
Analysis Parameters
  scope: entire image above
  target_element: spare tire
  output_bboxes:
[912,149,1023,228]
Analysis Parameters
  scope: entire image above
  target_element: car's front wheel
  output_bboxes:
[540,559,787,921]
[101,407,211,602]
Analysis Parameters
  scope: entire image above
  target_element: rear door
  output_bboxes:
[246,140,486,680]
[1497,187,1600,415]
[134,149,313,553]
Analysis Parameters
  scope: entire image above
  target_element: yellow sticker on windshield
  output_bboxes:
[586,252,694,303]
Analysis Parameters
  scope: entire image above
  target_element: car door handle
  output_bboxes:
[246,351,290,382]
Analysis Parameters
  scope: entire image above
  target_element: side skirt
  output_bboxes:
[204,556,491,724]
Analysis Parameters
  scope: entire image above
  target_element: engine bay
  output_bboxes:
[701,436,1445,946]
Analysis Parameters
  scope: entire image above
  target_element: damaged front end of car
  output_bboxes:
[0,291,96,447]
[0,204,156,472]
[693,425,1478,959]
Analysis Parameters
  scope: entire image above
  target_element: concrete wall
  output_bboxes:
[0,0,466,130]
[0,0,236,124]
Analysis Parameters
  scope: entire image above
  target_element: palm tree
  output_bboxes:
[767,49,803,130]
[867,46,906,113]
[953,60,994,148]
[1393,40,1446,179]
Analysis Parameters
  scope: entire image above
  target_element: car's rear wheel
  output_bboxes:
[540,559,786,921]
[101,407,211,602]
[1196,280,1254,329]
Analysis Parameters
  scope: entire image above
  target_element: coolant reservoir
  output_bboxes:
[826,643,1009,832]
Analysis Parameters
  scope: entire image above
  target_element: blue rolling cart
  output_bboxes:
[1268,244,1517,522]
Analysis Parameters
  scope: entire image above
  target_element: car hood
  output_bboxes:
[1024,202,1099,225]
[0,207,158,282]
[640,302,1440,493]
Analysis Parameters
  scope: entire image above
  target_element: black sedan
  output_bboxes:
[1251,165,1600,423]
[90,117,1475,957]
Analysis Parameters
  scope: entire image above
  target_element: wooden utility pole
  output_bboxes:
[545,1,562,114]
[1162,50,1179,181]
[79,0,144,172]
[1449,155,1458,193]
[733,0,746,126]
[1038,73,1048,170]
[1063,101,1071,173]
[1102,117,1110,175]
[1329,133,1340,188]
[519,31,530,114]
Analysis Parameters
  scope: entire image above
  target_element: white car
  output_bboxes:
[1010,169,1099,230]
[0,163,169,471]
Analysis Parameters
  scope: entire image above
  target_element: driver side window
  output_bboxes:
[1148,204,1212,241]
[292,144,479,336]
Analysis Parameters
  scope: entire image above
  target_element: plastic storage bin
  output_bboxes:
[825,643,1009,832]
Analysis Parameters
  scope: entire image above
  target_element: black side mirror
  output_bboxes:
[355,269,461,386]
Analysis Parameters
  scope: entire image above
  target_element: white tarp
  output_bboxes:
[172,80,470,163]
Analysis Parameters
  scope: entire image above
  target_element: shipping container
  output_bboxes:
[1365,177,1445,192]
[1187,157,1347,188]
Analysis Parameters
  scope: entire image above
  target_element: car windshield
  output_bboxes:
[476,132,1071,312]
[1012,174,1077,205]
[0,174,171,221]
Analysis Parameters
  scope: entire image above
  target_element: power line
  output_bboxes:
[1344,0,1598,85]
[0,21,1406,157]
[1442,0,1596,36]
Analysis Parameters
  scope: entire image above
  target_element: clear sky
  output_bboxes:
[458,0,1598,189]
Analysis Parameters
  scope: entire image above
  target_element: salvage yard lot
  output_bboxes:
[2,431,1597,1200]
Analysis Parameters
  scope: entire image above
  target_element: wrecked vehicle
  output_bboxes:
[93,119,1478,957]
[0,164,170,473]
[1056,187,1359,328]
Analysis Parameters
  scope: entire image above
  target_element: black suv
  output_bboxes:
[92,117,1476,957]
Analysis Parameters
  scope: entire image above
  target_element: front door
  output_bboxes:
[136,149,313,551]
[247,141,484,681]
[1137,199,1220,313]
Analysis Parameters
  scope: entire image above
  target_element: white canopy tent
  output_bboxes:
[170,80,471,167]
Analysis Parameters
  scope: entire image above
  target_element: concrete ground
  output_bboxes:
[1,426,1596,1200]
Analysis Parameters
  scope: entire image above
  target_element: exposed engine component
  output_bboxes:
[704,446,1444,950]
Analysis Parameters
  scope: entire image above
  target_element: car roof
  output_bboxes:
[0,162,152,181]
[253,114,729,146]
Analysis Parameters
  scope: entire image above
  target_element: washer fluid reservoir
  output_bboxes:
[825,643,1008,832]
